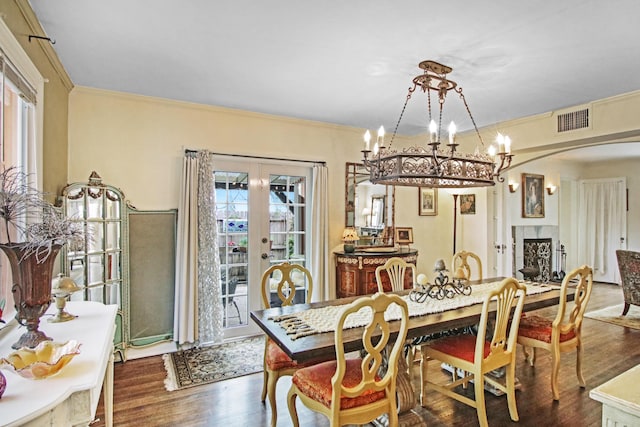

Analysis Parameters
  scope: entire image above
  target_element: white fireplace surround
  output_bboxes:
[512,226,559,280]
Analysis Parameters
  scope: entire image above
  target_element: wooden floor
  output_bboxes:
[92,282,640,426]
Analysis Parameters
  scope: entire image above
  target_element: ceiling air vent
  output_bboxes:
[557,108,589,133]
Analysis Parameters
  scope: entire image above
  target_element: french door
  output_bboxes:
[214,157,311,339]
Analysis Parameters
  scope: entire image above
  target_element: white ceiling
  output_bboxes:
[28,0,640,147]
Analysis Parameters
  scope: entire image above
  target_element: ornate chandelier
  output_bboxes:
[361,60,513,188]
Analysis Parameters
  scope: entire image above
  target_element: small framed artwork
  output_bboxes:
[522,173,545,218]
[418,187,438,216]
[460,194,476,215]
[395,227,414,244]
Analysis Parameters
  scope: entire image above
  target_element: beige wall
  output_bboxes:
[1,0,73,199]
[68,85,640,285]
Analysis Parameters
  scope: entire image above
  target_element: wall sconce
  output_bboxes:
[508,182,519,193]
[546,184,557,195]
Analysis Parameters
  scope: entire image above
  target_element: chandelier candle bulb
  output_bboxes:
[429,120,438,143]
[364,129,371,151]
[504,135,511,154]
[448,122,456,145]
[377,126,385,147]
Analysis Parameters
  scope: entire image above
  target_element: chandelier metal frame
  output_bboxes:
[361,60,513,188]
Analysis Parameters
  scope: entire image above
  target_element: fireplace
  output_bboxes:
[512,226,559,282]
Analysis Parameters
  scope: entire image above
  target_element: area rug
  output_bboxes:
[163,336,264,391]
[585,304,640,330]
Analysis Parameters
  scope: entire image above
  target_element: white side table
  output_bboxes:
[0,301,117,427]
[590,364,640,427]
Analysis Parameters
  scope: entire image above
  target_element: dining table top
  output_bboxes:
[250,277,574,363]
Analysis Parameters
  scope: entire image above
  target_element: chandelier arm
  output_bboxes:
[389,84,417,148]
[455,87,485,147]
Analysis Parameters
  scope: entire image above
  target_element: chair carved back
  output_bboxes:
[260,262,313,308]
[554,265,593,339]
[375,256,416,292]
[477,278,526,365]
[451,250,483,281]
[333,292,409,419]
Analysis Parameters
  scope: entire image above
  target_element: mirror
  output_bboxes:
[345,162,395,248]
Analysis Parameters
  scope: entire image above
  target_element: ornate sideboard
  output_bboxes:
[335,249,418,298]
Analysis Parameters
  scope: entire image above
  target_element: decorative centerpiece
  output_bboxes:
[410,259,472,301]
[0,167,83,349]
[0,339,81,380]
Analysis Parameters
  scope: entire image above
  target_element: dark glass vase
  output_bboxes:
[0,243,62,349]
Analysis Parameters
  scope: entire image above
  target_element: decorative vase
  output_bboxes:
[0,243,62,349]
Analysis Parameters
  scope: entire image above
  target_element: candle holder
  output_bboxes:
[410,259,471,301]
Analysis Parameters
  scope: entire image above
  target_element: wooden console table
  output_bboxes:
[0,301,117,427]
[335,248,418,298]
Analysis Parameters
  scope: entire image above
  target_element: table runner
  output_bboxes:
[270,281,557,340]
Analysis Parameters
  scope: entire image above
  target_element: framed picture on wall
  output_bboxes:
[395,227,414,244]
[522,173,545,218]
[418,187,438,216]
[460,194,476,215]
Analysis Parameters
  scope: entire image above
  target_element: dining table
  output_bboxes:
[250,277,575,424]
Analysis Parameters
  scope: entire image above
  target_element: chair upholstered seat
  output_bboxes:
[518,314,577,343]
[428,335,491,363]
[265,338,299,370]
[292,358,385,410]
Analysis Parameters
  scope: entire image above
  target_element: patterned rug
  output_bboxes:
[585,304,640,330]
[163,336,264,391]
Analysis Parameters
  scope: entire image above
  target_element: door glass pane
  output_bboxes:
[268,174,308,306]
[216,172,249,328]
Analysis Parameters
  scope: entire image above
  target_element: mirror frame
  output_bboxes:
[345,162,395,248]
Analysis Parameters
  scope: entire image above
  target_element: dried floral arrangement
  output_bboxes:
[0,167,84,262]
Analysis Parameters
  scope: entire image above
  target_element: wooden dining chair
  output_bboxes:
[420,277,527,427]
[375,256,416,292]
[287,292,409,427]
[451,250,483,281]
[375,256,417,377]
[260,262,318,427]
[517,264,593,400]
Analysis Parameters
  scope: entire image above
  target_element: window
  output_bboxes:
[0,18,44,322]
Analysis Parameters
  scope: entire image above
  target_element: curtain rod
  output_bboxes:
[184,149,325,165]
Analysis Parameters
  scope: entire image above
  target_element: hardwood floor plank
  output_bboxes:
[91,282,637,426]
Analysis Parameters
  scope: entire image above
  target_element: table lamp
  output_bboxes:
[342,228,359,253]
[49,274,82,323]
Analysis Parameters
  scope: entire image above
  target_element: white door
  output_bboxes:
[214,158,311,339]
[488,181,509,278]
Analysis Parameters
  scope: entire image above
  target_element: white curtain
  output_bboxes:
[173,151,223,346]
[310,164,329,301]
[577,178,626,283]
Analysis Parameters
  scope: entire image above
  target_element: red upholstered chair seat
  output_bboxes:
[265,338,298,370]
[518,314,576,343]
[428,334,491,363]
[292,358,385,410]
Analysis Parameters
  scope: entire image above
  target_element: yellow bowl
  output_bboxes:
[0,340,81,380]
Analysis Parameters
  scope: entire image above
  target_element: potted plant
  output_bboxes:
[0,167,83,349]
